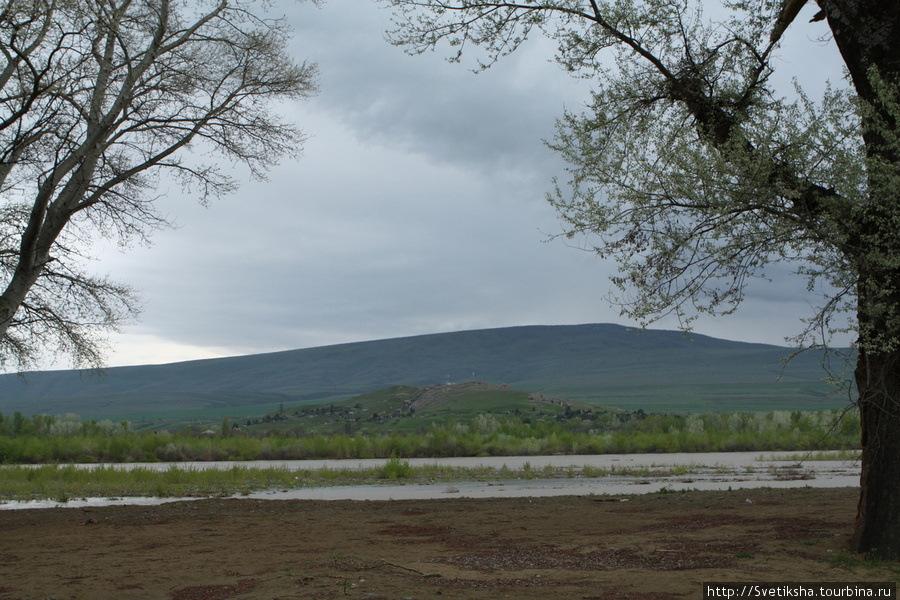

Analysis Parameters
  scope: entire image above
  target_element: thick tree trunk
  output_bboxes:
[822,0,900,104]
[819,0,900,559]
[853,343,900,557]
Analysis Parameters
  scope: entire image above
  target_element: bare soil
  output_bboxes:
[0,487,895,600]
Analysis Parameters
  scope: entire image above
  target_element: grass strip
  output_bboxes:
[0,460,702,503]
[759,449,860,462]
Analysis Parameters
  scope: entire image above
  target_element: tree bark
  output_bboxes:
[817,0,900,559]
[853,342,900,557]
[821,0,900,105]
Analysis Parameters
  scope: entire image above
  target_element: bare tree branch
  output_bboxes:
[0,0,319,371]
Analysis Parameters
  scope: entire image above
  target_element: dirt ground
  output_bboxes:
[0,487,895,600]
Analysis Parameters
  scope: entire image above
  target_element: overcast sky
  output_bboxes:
[73,0,849,369]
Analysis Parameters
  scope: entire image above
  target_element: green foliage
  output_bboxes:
[0,406,860,465]
[381,0,884,355]
[379,453,412,479]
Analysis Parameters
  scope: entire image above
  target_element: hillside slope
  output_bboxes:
[0,324,851,417]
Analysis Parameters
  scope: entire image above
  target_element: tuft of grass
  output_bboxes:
[763,450,860,462]
[828,549,864,569]
[378,454,412,480]
[827,549,900,576]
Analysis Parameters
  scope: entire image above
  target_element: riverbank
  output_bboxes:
[0,451,860,508]
[0,487,893,600]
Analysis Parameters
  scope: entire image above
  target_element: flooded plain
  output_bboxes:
[0,450,860,509]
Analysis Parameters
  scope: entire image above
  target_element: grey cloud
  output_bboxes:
[285,0,588,171]
[69,0,855,370]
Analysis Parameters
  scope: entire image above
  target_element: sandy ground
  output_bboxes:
[0,487,895,600]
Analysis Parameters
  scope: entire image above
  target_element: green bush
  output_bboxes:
[379,453,412,479]
[0,407,860,464]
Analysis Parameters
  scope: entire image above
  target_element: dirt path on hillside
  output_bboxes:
[0,488,894,600]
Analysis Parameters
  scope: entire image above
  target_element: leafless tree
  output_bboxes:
[0,0,318,370]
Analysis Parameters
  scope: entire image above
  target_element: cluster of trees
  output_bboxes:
[0,408,858,463]
[0,411,129,437]
[244,413,290,427]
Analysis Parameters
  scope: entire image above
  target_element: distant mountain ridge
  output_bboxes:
[0,324,851,418]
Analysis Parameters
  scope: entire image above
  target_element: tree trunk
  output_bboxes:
[853,343,900,557]
[822,0,900,106]
[820,0,900,559]
[0,263,44,341]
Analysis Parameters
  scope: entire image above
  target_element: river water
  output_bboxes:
[1,451,860,510]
